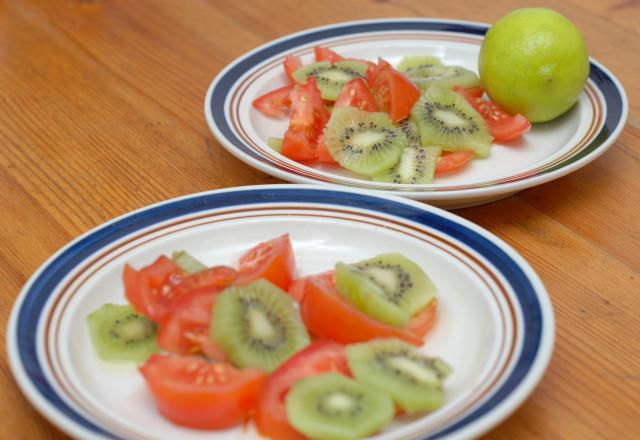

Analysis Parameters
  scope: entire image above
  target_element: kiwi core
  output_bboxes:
[387,356,440,386]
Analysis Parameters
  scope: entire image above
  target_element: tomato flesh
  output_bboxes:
[252,84,293,119]
[367,58,420,122]
[281,78,330,161]
[404,299,438,338]
[454,86,531,141]
[314,46,344,63]
[283,55,302,83]
[435,151,475,175]
[300,274,423,345]
[254,340,350,440]
[140,355,264,430]
[333,77,379,112]
[236,234,296,290]
[313,134,338,165]
[287,270,336,302]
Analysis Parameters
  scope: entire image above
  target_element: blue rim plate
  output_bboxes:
[204,18,627,208]
[7,184,554,439]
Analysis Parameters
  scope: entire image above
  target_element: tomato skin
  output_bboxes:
[333,77,379,112]
[313,134,339,165]
[300,275,423,345]
[404,299,438,338]
[157,286,227,360]
[236,234,296,290]
[463,86,485,98]
[254,340,350,440]
[252,84,293,118]
[140,355,265,430]
[367,58,420,122]
[314,46,344,63]
[435,151,475,175]
[281,78,331,162]
[283,55,303,83]
[454,86,532,141]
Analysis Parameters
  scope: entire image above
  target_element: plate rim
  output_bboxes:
[203,17,628,202]
[7,184,555,440]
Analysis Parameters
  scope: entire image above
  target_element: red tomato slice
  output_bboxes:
[140,354,265,430]
[313,134,339,165]
[252,84,293,119]
[283,55,302,83]
[404,299,438,338]
[454,86,532,142]
[314,46,344,63]
[462,86,485,98]
[333,77,379,112]
[435,151,475,175]
[254,340,350,440]
[124,256,186,322]
[300,275,423,345]
[281,78,331,161]
[236,234,296,290]
[367,58,420,122]
[287,270,336,302]
[157,285,227,360]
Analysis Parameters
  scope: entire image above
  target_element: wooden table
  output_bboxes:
[1,1,638,438]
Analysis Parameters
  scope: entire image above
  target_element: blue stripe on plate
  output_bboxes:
[208,20,624,178]
[17,187,543,439]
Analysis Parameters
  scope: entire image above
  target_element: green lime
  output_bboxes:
[479,8,589,123]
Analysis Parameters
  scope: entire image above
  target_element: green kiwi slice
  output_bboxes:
[211,279,310,372]
[292,60,368,101]
[407,65,481,91]
[412,86,493,157]
[397,55,443,78]
[398,119,422,149]
[346,339,452,413]
[171,251,206,274]
[324,107,406,176]
[373,146,441,184]
[285,372,394,440]
[335,253,437,326]
[86,303,158,364]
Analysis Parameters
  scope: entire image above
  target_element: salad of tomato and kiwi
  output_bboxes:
[252,46,532,184]
[86,234,451,439]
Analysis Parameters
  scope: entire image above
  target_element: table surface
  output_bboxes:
[1,0,639,438]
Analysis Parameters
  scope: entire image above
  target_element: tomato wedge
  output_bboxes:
[314,46,344,63]
[287,270,336,302]
[404,299,438,338]
[333,77,379,112]
[313,134,338,165]
[236,234,296,290]
[300,275,423,345]
[124,256,186,322]
[157,285,227,360]
[283,54,303,83]
[435,151,475,175]
[254,340,350,440]
[252,84,293,118]
[140,354,264,430]
[281,78,331,161]
[367,58,420,122]
[454,86,531,142]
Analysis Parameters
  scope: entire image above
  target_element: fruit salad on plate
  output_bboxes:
[86,234,450,439]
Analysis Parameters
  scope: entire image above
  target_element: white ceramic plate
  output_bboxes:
[204,18,627,209]
[8,185,554,439]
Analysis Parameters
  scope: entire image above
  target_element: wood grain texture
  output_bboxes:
[0,0,638,438]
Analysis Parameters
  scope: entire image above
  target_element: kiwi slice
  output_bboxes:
[171,251,206,274]
[407,65,481,91]
[324,107,406,176]
[285,372,394,440]
[336,253,437,326]
[266,137,283,153]
[346,339,452,413]
[211,279,310,372]
[292,60,368,101]
[398,119,422,149]
[373,146,441,184]
[86,303,158,364]
[397,55,443,78]
[412,87,493,157]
